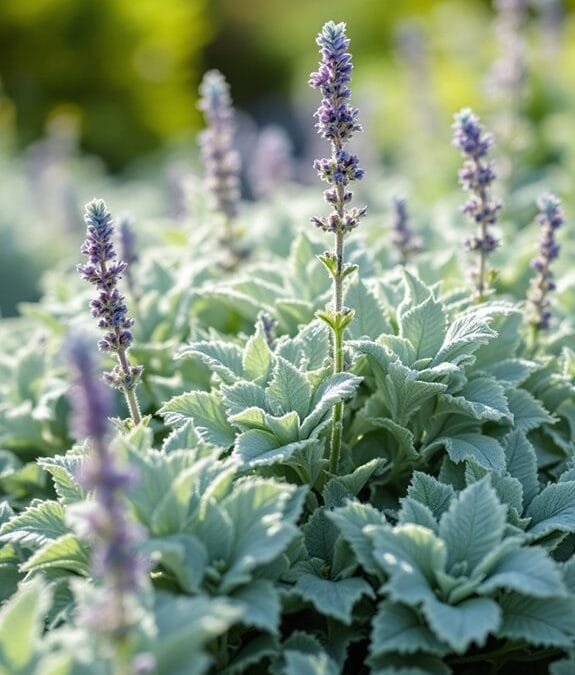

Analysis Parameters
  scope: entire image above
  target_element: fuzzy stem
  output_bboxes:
[328,177,346,473]
[117,346,141,425]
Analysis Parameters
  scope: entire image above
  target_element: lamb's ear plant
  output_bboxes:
[309,21,366,472]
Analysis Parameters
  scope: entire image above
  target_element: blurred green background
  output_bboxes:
[1,0,575,314]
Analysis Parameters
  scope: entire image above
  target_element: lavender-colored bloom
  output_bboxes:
[78,199,142,415]
[309,21,366,234]
[118,214,138,267]
[198,70,241,222]
[67,335,147,639]
[248,125,294,199]
[453,109,502,296]
[390,196,423,263]
[526,193,565,330]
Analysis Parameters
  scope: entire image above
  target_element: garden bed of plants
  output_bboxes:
[0,13,574,675]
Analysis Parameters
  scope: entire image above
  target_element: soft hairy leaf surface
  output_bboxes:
[370,600,448,657]
[525,481,575,538]
[294,573,374,624]
[499,594,575,647]
[439,478,506,572]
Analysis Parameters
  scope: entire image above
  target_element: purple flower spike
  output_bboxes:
[526,193,565,331]
[78,199,142,424]
[453,109,502,298]
[310,21,366,235]
[67,334,147,639]
[198,70,241,223]
[390,196,423,264]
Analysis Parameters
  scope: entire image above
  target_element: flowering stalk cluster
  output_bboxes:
[67,335,148,665]
[526,193,564,334]
[390,196,423,264]
[453,108,502,299]
[310,21,366,472]
[77,199,142,424]
[198,70,242,252]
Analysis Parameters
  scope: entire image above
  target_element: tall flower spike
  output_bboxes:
[526,193,565,334]
[390,195,423,264]
[198,70,242,255]
[453,108,502,299]
[67,334,148,652]
[310,21,366,473]
[77,199,142,424]
[248,125,294,199]
[118,213,140,306]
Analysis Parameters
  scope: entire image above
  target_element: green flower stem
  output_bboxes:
[328,178,347,474]
[117,346,141,426]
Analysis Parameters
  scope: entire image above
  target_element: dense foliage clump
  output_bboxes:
[0,14,574,675]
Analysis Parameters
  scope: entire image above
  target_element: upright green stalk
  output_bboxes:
[309,22,366,472]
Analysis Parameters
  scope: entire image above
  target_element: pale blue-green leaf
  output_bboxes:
[229,579,281,634]
[154,593,241,674]
[233,431,316,468]
[221,381,267,417]
[407,472,455,521]
[430,310,496,368]
[303,507,339,562]
[478,546,566,598]
[282,649,339,675]
[398,269,432,315]
[525,481,575,537]
[191,500,234,562]
[482,359,538,385]
[439,478,506,572]
[0,577,51,672]
[294,573,374,624]
[379,334,417,365]
[505,388,555,434]
[473,306,523,365]
[499,594,575,647]
[369,524,446,603]
[399,295,446,360]
[384,362,447,423]
[345,278,390,339]
[398,499,439,533]
[370,600,449,658]
[301,373,362,438]
[176,340,245,383]
[37,455,85,504]
[128,449,194,526]
[150,458,218,535]
[227,406,267,432]
[327,502,387,577]
[243,321,273,383]
[159,391,236,447]
[220,480,298,591]
[437,377,511,423]
[504,430,540,507]
[422,596,501,653]
[325,458,387,499]
[440,434,506,473]
[264,411,300,444]
[463,464,524,514]
[0,500,66,548]
[290,320,332,371]
[143,534,207,593]
[266,356,312,420]
[21,534,89,575]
